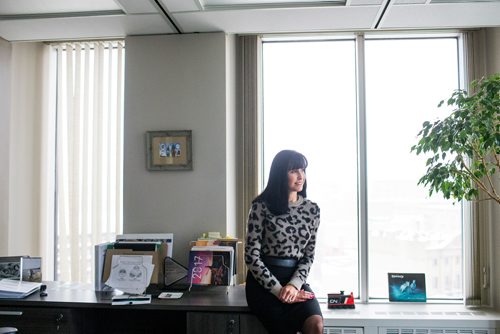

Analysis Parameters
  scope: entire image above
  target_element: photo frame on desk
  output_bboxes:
[146,130,192,171]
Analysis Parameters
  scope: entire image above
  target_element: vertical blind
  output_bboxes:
[53,41,124,283]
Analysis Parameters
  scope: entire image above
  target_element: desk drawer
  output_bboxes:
[187,312,268,334]
[187,312,240,334]
[0,307,73,334]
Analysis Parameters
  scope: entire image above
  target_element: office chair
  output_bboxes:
[0,328,17,334]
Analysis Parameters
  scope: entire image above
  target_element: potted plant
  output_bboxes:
[411,74,500,205]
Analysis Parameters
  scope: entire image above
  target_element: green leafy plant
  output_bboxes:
[411,74,500,205]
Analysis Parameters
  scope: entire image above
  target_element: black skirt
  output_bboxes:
[245,265,322,334]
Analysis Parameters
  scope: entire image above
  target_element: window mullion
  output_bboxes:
[355,33,369,303]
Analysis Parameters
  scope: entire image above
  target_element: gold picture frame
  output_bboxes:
[146,130,193,171]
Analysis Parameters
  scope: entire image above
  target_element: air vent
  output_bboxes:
[380,328,495,334]
[324,327,364,334]
[374,311,485,316]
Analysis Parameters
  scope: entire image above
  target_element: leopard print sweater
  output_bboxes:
[245,196,320,297]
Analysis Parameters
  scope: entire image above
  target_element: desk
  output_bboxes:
[1,282,500,334]
[0,281,267,334]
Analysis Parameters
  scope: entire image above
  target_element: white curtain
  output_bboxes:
[53,41,124,283]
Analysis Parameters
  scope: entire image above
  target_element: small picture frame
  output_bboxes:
[388,272,426,302]
[146,130,193,171]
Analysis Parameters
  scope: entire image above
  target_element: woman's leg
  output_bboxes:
[302,315,323,334]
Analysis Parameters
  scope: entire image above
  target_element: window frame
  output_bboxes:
[254,31,470,303]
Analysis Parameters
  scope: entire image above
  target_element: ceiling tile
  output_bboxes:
[392,0,427,4]
[115,0,159,14]
[160,0,201,12]
[348,0,385,6]
[380,2,500,29]
[0,14,175,41]
[173,6,380,33]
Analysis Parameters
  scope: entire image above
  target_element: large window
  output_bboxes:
[262,34,463,300]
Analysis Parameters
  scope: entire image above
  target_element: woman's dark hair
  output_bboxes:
[254,150,308,215]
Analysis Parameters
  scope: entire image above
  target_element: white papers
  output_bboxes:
[0,279,42,298]
[105,255,154,295]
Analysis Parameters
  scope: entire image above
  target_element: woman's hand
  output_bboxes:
[279,284,297,303]
[296,289,315,302]
[279,285,315,303]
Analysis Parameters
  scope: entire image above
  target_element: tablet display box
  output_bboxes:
[388,272,426,302]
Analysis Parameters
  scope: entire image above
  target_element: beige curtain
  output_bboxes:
[53,41,124,283]
[236,35,262,282]
[8,43,55,278]
[461,29,493,307]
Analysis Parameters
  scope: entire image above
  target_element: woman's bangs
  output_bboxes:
[287,154,308,171]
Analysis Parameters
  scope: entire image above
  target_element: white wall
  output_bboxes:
[0,38,11,255]
[123,33,237,266]
[485,27,500,310]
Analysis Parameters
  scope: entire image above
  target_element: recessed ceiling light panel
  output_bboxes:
[0,0,121,15]
[200,0,346,10]
[430,0,500,3]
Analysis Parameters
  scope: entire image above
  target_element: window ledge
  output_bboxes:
[321,302,500,328]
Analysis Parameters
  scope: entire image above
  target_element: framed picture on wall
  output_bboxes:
[146,130,193,171]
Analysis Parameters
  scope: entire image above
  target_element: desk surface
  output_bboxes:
[1,281,500,327]
[0,281,251,312]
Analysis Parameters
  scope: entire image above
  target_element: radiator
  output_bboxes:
[324,327,364,334]
[380,328,494,334]
[323,327,494,334]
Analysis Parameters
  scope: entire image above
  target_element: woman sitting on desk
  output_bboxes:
[245,150,323,334]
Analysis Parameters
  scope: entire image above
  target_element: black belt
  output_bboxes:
[263,256,297,268]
